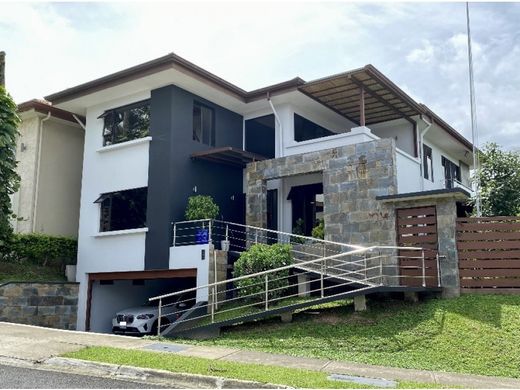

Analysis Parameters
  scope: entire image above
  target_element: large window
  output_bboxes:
[95,187,148,232]
[294,114,334,142]
[193,102,215,146]
[423,144,434,181]
[442,156,461,189]
[100,101,150,146]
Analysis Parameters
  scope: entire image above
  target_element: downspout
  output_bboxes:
[419,115,433,191]
[72,114,86,130]
[267,92,284,232]
[267,92,283,157]
[31,111,51,232]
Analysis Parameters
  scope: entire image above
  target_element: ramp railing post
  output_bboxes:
[320,258,325,298]
[421,250,426,287]
[208,220,212,244]
[210,286,215,323]
[157,298,162,336]
[172,222,176,246]
[265,274,269,310]
[379,251,383,286]
[436,253,441,287]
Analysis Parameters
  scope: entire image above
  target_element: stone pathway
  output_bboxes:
[1,321,520,388]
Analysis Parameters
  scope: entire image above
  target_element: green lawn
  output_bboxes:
[65,346,447,389]
[175,294,520,379]
[0,261,65,283]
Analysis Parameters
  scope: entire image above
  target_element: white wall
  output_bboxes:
[371,119,416,157]
[76,91,151,330]
[396,149,422,193]
[170,244,210,301]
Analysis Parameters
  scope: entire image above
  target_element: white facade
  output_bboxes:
[75,92,151,330]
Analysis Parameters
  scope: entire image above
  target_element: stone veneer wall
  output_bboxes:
[246,138,398,247]
[0,282,79,330]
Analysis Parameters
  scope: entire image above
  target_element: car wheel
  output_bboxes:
[151,318,170,335]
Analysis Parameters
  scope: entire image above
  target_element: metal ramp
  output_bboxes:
[150,219,441,338]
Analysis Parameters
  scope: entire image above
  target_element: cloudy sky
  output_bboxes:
[1,1,519,149]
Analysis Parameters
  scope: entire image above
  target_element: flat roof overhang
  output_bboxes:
[88,269,197,281]
[191,146,267,168]
[376,188,470,203]
[298,65,423,126]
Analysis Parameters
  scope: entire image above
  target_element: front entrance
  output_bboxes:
[396,206,439,287]
[287,183,323,236]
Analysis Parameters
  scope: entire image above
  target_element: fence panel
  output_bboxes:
[457,217,520,290]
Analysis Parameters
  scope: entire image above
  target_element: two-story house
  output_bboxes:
[44,53,473,333]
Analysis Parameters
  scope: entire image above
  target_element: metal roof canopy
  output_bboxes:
[191,146,267,168]
[299,65,423,126]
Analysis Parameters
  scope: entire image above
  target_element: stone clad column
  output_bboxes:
[245,162,267,228]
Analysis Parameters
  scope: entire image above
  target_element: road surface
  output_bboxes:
[0,364,170,389]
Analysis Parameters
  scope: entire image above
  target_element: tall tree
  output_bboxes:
[0,75,21,245]
[474,142,520,216]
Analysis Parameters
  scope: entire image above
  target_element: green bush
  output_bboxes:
[233,244,293,302]
[312,219,324,240]
[1,233,77,269]
[184,195,220,220]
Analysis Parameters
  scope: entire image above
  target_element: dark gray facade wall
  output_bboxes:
[146,85,244,270]
[0,282,78,330]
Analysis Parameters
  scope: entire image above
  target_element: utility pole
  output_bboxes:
[466,3,481,217]
[0,51,5,87]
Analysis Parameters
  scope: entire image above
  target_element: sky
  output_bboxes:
[1,1,519,149]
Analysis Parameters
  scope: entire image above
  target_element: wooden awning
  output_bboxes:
[299,65,423,126]
[191,146,267,167]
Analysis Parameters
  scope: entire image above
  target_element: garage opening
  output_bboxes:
[86,269,197,334]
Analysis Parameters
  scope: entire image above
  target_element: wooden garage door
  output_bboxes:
[396,206,439,287]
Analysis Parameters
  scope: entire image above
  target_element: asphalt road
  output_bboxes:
[0,364,170,389]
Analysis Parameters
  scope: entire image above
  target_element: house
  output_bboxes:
[12,100,84,238]
[43,53,473,333]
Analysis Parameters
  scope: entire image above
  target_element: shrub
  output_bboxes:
[233,243,293,302]
[1,233,77,270]
[184,195,220,220]
[312,219,324,240]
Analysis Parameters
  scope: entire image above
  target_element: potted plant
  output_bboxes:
[184,195,220,244]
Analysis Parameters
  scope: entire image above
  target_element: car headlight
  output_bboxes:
[136,314,155,319]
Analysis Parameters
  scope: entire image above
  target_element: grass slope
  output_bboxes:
[177,294,520,378]
[0,261,65,283]
[65,347,446,389]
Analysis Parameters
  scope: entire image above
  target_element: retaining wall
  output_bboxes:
[0,282,79,330]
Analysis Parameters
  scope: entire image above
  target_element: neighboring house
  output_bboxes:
[12,100,85,238]
[42,53,474,332]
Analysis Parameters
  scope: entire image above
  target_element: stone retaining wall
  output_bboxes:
[0,282,79,330]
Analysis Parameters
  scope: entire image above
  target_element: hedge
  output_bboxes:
[0,233,77,269]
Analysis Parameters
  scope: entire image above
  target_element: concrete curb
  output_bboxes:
[43,357,289,389]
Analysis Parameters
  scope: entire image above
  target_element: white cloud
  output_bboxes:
[406,40,435,64]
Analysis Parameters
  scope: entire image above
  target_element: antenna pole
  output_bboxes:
[466,2,481,217]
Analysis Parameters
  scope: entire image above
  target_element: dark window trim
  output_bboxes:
[423,144,434,181]
[193,101,216,147]
[293,113,335,142]
[441,156,461,189]
[97,187,148,232]
[101,100,150,146]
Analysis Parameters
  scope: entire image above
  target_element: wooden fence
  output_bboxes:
[457,216,520,290]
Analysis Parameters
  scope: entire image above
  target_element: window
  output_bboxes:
[100,101,150,146]
[94,187,148,232]
[294,114,334,142]
[193,102,215,146]
[423,144,434,181]
[441,157,461,189]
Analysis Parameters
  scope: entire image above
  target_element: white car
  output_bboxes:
[112,295,193,336]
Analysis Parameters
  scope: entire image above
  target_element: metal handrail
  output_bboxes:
[172,219,364,251]
[150,244,423,302]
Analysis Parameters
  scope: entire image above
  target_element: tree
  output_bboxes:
[473,142,520,216]
[0,85,21,245]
